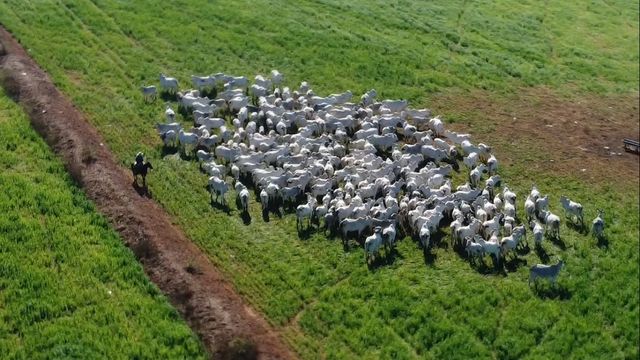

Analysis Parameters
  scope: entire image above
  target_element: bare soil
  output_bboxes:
[429,88,639,186]
[0,27,294,360]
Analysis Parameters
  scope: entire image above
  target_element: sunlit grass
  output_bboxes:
[0,88,206,358]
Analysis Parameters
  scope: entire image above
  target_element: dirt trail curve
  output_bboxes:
[0,27,295,360]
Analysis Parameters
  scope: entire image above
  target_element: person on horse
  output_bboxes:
[131,152,153,187]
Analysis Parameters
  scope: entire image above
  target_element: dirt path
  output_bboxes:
[429,89,639,185]
[0,27,295,360]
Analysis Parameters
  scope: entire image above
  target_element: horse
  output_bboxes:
[131,161,153,187]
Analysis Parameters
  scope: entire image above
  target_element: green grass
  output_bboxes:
[0,0,638,358]
[0,88,206,359]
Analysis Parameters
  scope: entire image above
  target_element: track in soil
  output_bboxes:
[0,26,295,360]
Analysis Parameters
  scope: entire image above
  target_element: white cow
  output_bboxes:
[529,260,564,287]
[141,85,156,101]
[159,74,178,93]
[364,227,384,262]
[591,209,605,240]
[208,176,229,205]
[560,195,584,227]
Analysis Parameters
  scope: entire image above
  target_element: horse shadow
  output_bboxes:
[132,181,153,198]
[535,244,551,263]
[532,284,572,300]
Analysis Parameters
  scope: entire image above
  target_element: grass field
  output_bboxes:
[0,88,206,358]
[0,0,638,358]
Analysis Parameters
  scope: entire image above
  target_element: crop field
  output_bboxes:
[0,88,205,359]
[0,0,638,359]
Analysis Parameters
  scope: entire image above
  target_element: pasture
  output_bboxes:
[0,88,205,359]
[0,1,638,359]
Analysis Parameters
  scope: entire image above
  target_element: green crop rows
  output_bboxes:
[0,88,206,359]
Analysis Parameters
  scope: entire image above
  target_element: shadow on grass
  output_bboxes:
[504,256,527,273]
[234,196,251,224]
[566,221,589,235]
[160,91,178,102]
[132,181,153,198]
[297,224,316,240]
[535,244,551,263]
[468,256,507,276]
[532,284,572,301]
[210,198,230,214]
[596,235,609,249]
[549,234,566,250]
[422,247,437,267]
[516,242,531,256]
[368,247,402,270]
[240,211,251,225]
[160,145,179,158]
[432,232,449,250]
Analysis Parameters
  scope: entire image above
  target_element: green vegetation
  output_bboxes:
[0,88,206,359]
[0,0,637,358]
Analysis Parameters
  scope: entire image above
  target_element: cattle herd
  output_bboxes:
[147,71,606,286]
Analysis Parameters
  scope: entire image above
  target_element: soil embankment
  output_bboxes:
[0,26,294,360]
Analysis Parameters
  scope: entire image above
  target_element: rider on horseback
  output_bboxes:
[135,151,144,165]
[131,152,153,187]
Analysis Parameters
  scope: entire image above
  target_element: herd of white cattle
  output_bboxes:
[146,71,606,286]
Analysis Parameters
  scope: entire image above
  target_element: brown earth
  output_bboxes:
[0,27,295,360]
[429,88,639,186]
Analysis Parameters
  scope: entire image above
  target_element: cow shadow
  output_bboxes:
[431,232,449,250]
[535,244,551,263]
[567,221,588,235]
[132,181,153,198]
[504,256,527,273]
[471,256,507,276]
[234,197,251,224]
[532,284,572,301]
[200,88,217,99]
[159,91,178,102]
[178,150,195,162]
[516,243,531,256]
[549,235,566,250]
[368,247,402,270]
[160,146,178,158]
[422,247,437,267]
[297,225,315,240]
[596,235,609,249]
[210,199,230,214]
[240,211,251,225]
